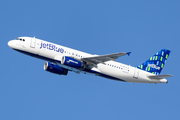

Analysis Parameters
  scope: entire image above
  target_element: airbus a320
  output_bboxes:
[8,37,173,83]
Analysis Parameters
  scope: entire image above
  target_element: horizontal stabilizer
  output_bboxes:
[148,74,173,79]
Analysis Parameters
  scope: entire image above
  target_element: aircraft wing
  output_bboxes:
[81,52,131,65]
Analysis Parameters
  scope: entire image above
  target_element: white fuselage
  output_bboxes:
[8,37,168,83]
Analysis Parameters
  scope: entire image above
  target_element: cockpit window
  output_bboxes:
[16,38,25,42]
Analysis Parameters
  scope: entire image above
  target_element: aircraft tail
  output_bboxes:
[137,49,171,75]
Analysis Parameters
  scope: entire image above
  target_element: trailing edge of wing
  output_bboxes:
[81,52,131,64]
[148,74,173,79]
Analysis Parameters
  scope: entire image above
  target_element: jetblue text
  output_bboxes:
[40,41,64,53]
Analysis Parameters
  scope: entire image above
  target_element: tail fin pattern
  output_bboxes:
[137,49,171,75]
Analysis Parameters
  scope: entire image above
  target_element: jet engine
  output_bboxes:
[61,56,84,68]
[44,62,68,75]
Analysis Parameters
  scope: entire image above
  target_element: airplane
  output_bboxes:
[8,36,173,83]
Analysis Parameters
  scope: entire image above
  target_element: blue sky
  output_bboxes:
[1,0,180,120]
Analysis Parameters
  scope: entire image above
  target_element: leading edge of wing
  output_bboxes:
[81,52,131,64]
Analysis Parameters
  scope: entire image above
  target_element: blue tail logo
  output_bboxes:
[137,49,171,75]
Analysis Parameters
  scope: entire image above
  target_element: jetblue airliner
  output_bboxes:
[8,37,173,83]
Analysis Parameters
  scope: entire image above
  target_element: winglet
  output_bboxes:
[126,52,131,56]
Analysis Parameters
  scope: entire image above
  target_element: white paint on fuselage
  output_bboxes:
[8,37,167,83]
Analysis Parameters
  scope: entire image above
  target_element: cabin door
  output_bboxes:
[30,38,36,48]
[133,68,139,79]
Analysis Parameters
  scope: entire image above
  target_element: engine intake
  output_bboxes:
[44,62,68,75]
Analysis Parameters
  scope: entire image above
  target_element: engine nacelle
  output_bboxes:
[44,62,68,75]
[62,56,83,68]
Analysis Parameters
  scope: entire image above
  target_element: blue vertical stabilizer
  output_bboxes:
[137,49,171,75]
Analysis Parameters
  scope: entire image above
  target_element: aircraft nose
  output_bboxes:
[8,40,16,48]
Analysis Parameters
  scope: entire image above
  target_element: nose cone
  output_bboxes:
[8,40,15,48]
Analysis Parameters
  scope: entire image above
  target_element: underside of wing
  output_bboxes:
[81,52,131,65]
